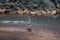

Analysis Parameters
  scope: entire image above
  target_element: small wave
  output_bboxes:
[0,21,32,24]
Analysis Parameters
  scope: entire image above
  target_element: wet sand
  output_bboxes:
[0,24,60,40]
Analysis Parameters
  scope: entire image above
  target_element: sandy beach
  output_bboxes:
[0,23,60,40]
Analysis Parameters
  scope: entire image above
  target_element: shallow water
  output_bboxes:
[0,15,60,23]
[0,15,60,40]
